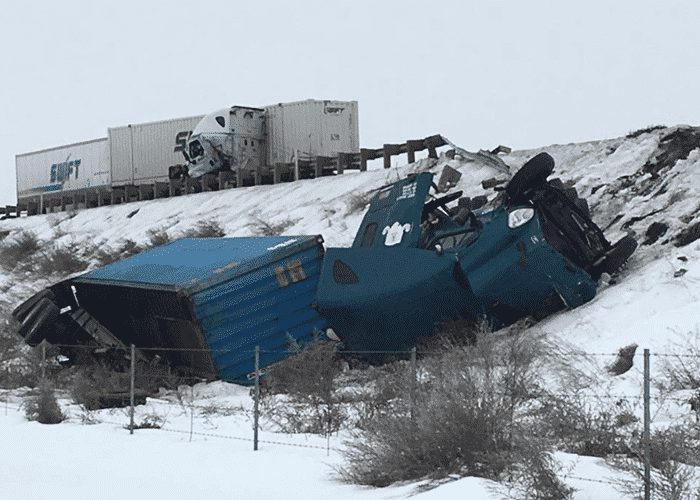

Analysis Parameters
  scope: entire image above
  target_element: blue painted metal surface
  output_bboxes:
[76,236,327,383]
[316,172,600,352]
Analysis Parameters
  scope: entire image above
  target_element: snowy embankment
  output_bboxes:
[1,126,699,499]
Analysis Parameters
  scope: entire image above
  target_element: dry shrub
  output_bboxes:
[345,193,373,214]
[262,341,344,434]
[69,357,181,410]
[658,333,700,391]
[538,394,638,457]
[251,215,297,236]
[36,245,89,275]
[180,220,226,238]
[146,227,171,247]
[340,325,571,498]
[93,239,144,266]
[70,363,130,410]
[0,230,41,270]
[24,382,65,424]
[0,312,43,388]
[609,425,700,500]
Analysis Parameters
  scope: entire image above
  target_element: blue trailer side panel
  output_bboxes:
[74,236,327,383]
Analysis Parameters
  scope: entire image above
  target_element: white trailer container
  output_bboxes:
[264,100,359,165]
[16,138,111,202]
[109,115,203,186]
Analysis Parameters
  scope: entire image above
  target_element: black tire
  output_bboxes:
[12,289,56,323]
[18,298,60,345]
[591,235,638,278]
[506,152,555,202]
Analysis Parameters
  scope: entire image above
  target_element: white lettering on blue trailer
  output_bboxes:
[396,183,417,201]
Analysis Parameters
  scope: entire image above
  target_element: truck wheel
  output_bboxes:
[506,152,555,203]
[18,298,60,345]
[591,235,638,278]
[12,289,56,323]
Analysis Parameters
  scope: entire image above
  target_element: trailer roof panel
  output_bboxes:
[76,236,322,291]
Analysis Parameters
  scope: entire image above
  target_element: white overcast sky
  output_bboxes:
[2,0,699,205]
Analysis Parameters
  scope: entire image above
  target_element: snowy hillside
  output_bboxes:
[1,126,699,499]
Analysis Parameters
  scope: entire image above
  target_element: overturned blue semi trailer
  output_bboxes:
[12,153,637,381]
[13,236,327,383]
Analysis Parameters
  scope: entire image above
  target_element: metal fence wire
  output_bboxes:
[3,343,699,500]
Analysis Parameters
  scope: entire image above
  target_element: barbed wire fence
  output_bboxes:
[2,343,699,497]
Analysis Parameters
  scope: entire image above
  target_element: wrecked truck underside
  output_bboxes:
[12,152,637,378]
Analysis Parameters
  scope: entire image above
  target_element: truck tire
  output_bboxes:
[506,152,555,203]
[590,235,638,278]
[12,289,56,323]
[18,298,60,345]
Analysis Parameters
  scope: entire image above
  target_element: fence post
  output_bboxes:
[643,348,651,500]
[129,344,135,435]
[254,345,260,451]
[409,347,417,421]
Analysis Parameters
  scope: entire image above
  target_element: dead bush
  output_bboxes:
[69,357,181,410]
[180,220,226,238]
[345,193,373,214]
[251,215,297,236]
[0,313,43,388]
[262,341,345,434]
[70,363,130,410]
[0,230,41,270]
[146,227,171,247]
[659,333,700,391]
[36,245,90,275]
[24,382,65,424]
[93,239,144,265]
[339,326,568,494]
[609,425,700,500]
[538,394,638,457]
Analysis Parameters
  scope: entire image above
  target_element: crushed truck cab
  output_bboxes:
[316,153,637,352]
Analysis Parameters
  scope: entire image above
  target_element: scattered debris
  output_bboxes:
[674,268,687,278]
[608,344,638,376]
[481,177,507,189]
[674,221,700,247]
[643,221,669,245]
[642,127,700,177]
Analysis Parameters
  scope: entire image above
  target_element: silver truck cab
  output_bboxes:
[186,106,266,180]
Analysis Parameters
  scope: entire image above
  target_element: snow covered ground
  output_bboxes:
[0,384,631,500]
[1,127,699,498]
